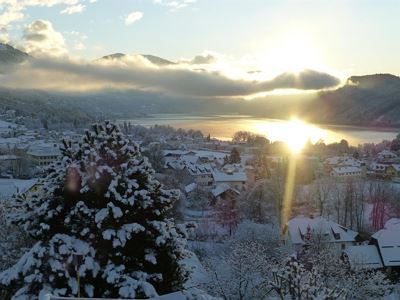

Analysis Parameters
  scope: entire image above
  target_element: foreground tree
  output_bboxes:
[0,122,191,299]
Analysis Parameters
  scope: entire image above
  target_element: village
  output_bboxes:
[0,116,400,298]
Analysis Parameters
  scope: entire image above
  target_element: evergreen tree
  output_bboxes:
[0,121,191,299]
[391,133,400,152]
[228,148,241,164]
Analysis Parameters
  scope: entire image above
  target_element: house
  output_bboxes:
[0,178,39,201]
[369,162,388,174]
[370,218,400,269]
[0,154,20,176]
[185,163,214,186]
[324,156,363,176]
[385,164,400,179]
[211,183,240,202]
[284,216,359,256]
[343,245,384,270]
[330,166,362,177]
[212,170,247,190]
[343,218,400,270]
[377,150,398,162]
[27,143,61,167]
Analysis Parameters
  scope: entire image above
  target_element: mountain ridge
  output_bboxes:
[0,43,30,65]
[99,52,175,66]
[0,43,399,128]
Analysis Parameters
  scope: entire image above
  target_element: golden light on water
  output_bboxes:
[255,118,327,153]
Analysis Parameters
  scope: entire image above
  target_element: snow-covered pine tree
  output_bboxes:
[0,121,191,299]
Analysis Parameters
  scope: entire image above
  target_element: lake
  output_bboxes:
[122,114,399,146]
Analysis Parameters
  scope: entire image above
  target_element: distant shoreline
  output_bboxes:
[119,113,400,134]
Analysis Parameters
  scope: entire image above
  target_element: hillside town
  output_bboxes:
[0,117,400,299]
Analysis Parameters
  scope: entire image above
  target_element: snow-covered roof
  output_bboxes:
[384,218,400,230]
[182,253,210,288]
[27,144,61,157]
[164,149,229,166]
[377,150,398,158]
[211,183,240,197]
[325,156,361,167]
[372,226,400,267]
[212,171,247,182]
[344,245,383,270]
[186,163,213,176]
[185,183,197,193]
[0,154,18,160]
[165,160,185,170]
[287,216,359,245]
[163,150,190,156]
[325,156,342,165]
[0,178,38,200]
[0,120,17,129]
[181,155,199,164]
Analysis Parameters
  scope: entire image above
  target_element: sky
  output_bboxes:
[0,0,399,96]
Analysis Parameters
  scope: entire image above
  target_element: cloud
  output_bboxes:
[0,1,90,27]
[0,54,341,97]
[19,20,68,57]
[124,11,143,25]
[154,0,196,11]
[0,5,25,27]
[190,53,217,65]
[60,4,86,14]
[65,30,87,51]
[0,28,10,43]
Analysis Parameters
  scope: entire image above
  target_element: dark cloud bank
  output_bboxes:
[0,57,340,97]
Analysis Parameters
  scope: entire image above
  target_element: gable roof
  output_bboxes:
[212,171,247,182]
[211,183,240,197]
[372,228,400,267]
[287,216,359,245]
[344,245,383,270]
[184,183,197,193]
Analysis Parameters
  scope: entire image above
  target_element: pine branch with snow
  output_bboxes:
[0,121,191,299]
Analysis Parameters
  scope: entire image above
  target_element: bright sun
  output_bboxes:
[283,119,313,153]
[254,118,326,153]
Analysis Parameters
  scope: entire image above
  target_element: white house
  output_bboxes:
[27,143,61,167]
[284,216,359,255]
[185,163,214,186]
[325,156,361,168]
[211,183,240,199]
[371,218,400,268]
[343,245,384,270]
[330,166,362,177]
[212,170,247,190]
[343,218,400,270]
[377,150,398,162]
[369,162,388,174]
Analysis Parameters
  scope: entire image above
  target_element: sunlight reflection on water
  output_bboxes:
[123,114,398,146]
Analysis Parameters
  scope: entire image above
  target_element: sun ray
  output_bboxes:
[281,153,297,232]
